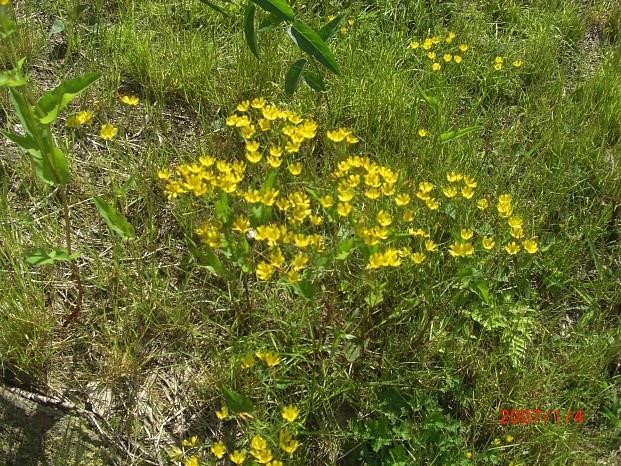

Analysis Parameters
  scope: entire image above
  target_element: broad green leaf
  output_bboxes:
[288,20,339,75]
[262,169,278,192]
[48,18,65,37]
[0,57,27,88]
[440,125,482,143]
[416,85,440,109]
[295,279,315,300]
[302,70,325,92]
[93,196,136,240]
[44,145,70,186]
[336,238,358,260]
[318,11,348,41]
[188,240,228,278]
[25,248,79,266]
[0,13,15,39]
[284,58,307,96]
[9,88,41,138]
[37,72,101,125]
[4,132,41,160]
[258,12,284,32]
[250,0,294,22]
[243,2,260,59]
[197,0,231,16]
[222,387,254,414]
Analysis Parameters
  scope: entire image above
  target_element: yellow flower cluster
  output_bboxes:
[493,56,524,71]
[410,31,468,71]
[66,110,93,128]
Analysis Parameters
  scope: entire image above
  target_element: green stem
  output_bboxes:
[60,186,84,325]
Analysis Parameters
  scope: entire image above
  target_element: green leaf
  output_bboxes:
[215,192,231,223]
[440,126,482,143]
[48,18,65,37]
[222,387,254,414]
[302,70,325,92]
[45,145,70,186]
[294,279,315,300]
[197,0,231,16]
[37,72,101,125]
[336,238,358,260]
[243,2,260,59]
[0,57,27,88]
[25,248,79,266]
[288,20,340,74]
[416,85,440,109]
[4,132,41,159]
[0,13,15,39]
[9,88,41,138]
[93,196,136,240]
[188,240,229,278]
[250,0,294,22]
[258,13,284,32]
[284,58,307,96]
[318,11,348,41]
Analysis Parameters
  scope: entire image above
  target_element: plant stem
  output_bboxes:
[60,186,83,325]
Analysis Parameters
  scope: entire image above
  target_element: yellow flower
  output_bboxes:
[337,202,352,217]
[460,228,474,240]
[477,198,489,210]
[512,59,524,67]
[282,405,300,423]
[257,350,281,367]
[280,440,300,455]
[523,239,538,253]
[269,461,284,466]
[348,19,355,26]
[432,62,441,71]
[76,110,93,125]
[418,128,428,137]
[376,210,392,227]
[251,448,273,464]
[505,434,514,443]
[411,252,426,264]
[498,193,513,204]
[510,226,524,239]
[100,123,118,140]
[346,133,359,144]
[419,181,434,193]
[449,242,474,257]
[442,186,458,198]
[326,128,350,142]
[443,53,452,62]
[461,186,475,199]
[291,253,309,271]
[65,115,80,128]
[240,353,255,369]
[216,405,229,420]
[256,262,275,280]
[454,55,463,64]
[410,41,419,49]
[251,97,266,109]
[232,216,251,234]
[0,0,11,5]
[494,62,503,71]
[185,456,199,466]
[246,151,262,164]
[463,176,477,188]
[267,156,282,168]
[230,450,247,465]
[120,94,139,106]
[505,241,520,255]
[495,56,504,64]
[427,51,437,60]
[508,216,523,229]
[465,451,473,459]
[251,435,268,451]
[269,248,286,268]
[211,441,227,459]
[425,198,440,210]
[493,437,501,445]
[447,31,456,40]
[395,193,410,206]
[422,38,433,50]
[319,195,334,208]
[236,100,250,112]
[459,43,468,52]
[482,236,495,250]
[286,270,302,283]
[269,145,283,157]
[431,36,439,44]
[425,239,438,252]
[403,209,415,222]
[446,171,464,182]
[288,162,302,176]
[157,169,171,180]
[183,436,198,447]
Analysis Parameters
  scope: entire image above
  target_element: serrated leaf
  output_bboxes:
[318,11,348,41]
[288,20,339,75]
[25,248,79,266]
[93,196,135,239]
[37,72,101,125]
[302,69,325,92]
[222,387,254,414]
[440,126,482,143]
[284,58,307,96]
[243,2,260,59]
[250,0,294,22]
[197,0,231,16]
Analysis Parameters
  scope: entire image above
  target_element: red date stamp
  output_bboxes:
[500,408,584,425]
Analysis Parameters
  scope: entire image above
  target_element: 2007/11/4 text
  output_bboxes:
[500,408,584,425]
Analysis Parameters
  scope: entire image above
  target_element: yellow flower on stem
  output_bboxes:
[251,448,273,464]
[211,441,226,459]
[256,262,275,280]
[523,239,538,253]
[185,456,199,466]
[77,110,93,125]
[230,450,247,465]
[182,436,198,447]
[411,252,426,264]
[477,198,489,210]
[442,186,458,198]
[215,405,229,420]
[505,241,521,255]
[395,193,410,206]
[512,59,523,67]
[100,123,118,140]
[449,242,474,257]
[460,228,474,240]
[120,94,139,106]
[250,435,268,451]
[432,62,441,71]
[454,55,463,64]
[337,202,352,217]
[280,440,300,455]
[482,236,495,250]
[376,210,392,227]
[410,40,419,49]
[288,162,302,176]
[257,351,281,367]
[326,128,350,142]
[418,128,428,137]
[282,405,300,423]
[459,43,468,52]
[443,53,453,62]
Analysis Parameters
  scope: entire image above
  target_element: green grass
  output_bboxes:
[1,0,620,465]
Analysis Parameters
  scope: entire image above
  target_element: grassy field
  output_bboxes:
[1,0,620,465]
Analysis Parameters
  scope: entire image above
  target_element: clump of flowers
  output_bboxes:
[409,31,469,71]
[493,55,524,71]
[159,99,540,291]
